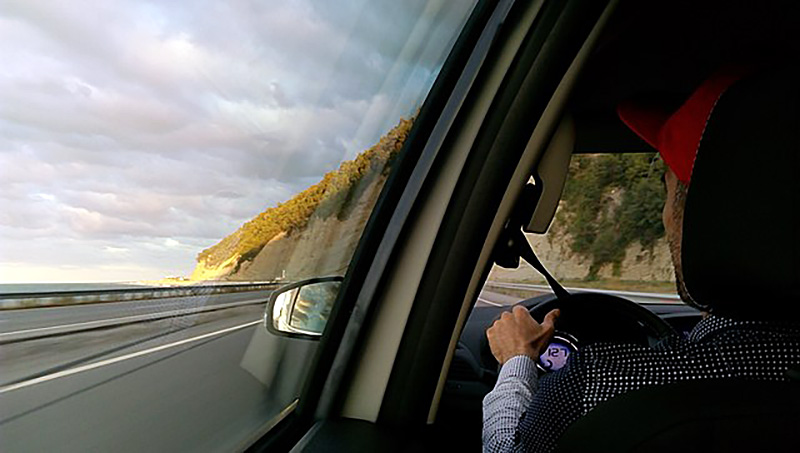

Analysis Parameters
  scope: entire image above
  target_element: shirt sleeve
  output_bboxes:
[482,355,538,453]
[515,351,588,453]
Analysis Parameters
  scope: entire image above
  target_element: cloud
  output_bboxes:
[0,0,474,282]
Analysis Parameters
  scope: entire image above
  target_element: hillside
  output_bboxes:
[551,153,667,279]
[191,117,413,281]
[191,122,671,285]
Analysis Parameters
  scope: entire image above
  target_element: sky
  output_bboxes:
[0,0,474,283]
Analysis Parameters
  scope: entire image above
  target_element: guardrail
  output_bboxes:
[484,281,682,304]
[0,298,274,344]
[0,281,284,310]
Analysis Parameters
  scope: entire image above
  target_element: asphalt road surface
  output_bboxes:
[0,288,517,451]
[0,286,670,451]
[0,298,316,452]
[476,288,541,307]
[0,289,274,338]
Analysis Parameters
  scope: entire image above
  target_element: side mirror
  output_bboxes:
[264,276,343,339]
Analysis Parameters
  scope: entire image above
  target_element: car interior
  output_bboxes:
[250,1,799,451]
[432,2,800,451]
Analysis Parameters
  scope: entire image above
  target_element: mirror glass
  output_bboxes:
[289,282,339,334]
[271,288,300,333]
[268,280,341,336]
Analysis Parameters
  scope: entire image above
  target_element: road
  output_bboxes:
[0,288,507,388]
[0,289,274,341]
[476,287,546,307]
[480,282,681,305]
[0,287,516,451]
[0,290,317,452]
[0,285,674,451]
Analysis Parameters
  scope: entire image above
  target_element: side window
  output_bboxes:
[0,1,477,451]
[482,153,678,307]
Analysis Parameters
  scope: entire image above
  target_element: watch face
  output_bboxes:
[537,333,577,372]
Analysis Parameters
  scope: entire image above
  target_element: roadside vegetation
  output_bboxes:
[552,153,666,280]
[197,117,414,271]
[197,122,666,284]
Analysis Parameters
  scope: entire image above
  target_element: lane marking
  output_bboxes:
[0,319,260,395]
[0,299,266,341]
[3,312,181,337]
[476,297,503,307]
[485,282,681,302]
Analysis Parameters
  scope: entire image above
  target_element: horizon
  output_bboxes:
[1,0,454,283]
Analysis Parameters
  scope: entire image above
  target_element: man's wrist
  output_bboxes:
[498,355,538,382]
[499,347,539,365]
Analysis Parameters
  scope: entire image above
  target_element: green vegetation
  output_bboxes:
[197,121,665,282]
[487,279,677,300]
[553,153,666,279]
[197,117,414,270]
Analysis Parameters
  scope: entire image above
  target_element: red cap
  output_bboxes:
[617,67,750,183]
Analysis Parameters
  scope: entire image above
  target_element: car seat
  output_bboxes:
[555,67,800,452]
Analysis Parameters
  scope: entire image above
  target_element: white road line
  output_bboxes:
[0,319,261,395]
[485,282,681,302]
[2,312,178,337]
[0,299,264,341]
[476,297,503,307]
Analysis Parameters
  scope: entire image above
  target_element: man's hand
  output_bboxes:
[486,306,560,365]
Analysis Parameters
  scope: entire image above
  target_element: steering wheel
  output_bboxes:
[482,292,676,371]
[528,292,675,347]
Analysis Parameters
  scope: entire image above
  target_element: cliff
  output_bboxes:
[191,124,672,286]
[489,233,675,284]
[191,117,412,281]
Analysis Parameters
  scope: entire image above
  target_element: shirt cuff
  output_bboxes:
[498,355,538,387]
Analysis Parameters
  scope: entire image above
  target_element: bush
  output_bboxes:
[554,153,665,279]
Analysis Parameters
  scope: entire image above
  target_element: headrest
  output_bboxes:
[682,67,800,320]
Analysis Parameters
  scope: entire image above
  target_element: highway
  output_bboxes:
[0,288,275,341]
[0,287,318,452]
[481,282,681,305]
[0,287,507,389]
[0,284,675,451]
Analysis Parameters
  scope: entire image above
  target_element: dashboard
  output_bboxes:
[439,297,702,418]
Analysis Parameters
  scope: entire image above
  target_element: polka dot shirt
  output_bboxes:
[482,315,800,452]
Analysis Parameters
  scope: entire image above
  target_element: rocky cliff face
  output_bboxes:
[190,117,413,282]
[193,182,675,284]
[489,232,675,283]
[229,176,384,281]
[191,174,385,282]
[189,120,671,286]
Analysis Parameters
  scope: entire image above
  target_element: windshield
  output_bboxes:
[0,1,476,450]
[480,153,681,308]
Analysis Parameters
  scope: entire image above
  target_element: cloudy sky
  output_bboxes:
[0,0,474,283]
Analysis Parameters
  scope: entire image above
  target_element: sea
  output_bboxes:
[0,282,152,295]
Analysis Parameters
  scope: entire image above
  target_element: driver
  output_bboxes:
[482,68,800,452]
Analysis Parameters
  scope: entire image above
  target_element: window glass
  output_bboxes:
[0,0,476,450]
[481,153,681,308]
